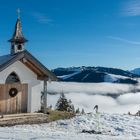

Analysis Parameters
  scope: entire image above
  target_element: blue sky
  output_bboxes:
[1,0,140,69]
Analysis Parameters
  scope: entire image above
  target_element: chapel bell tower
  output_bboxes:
[8,9,28,55]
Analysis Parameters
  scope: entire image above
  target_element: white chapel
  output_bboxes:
[0,12,57,114]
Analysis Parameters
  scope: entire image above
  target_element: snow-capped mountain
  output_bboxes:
[130,68,140,76]
[52,66,140,84]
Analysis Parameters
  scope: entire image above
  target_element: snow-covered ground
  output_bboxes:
[47,82,140,114]
[1,82,140,140]
[1,113,140,140]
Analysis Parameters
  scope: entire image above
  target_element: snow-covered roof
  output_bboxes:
[0,54,17,66]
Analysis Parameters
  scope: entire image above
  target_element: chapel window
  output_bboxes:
[6,72,20,83]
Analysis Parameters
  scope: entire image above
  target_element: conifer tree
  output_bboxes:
[75,108,80,114]
[56,93,71,111]
[81,108,85,114]
[67,99,75,113]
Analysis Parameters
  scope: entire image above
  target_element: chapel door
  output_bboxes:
[0,72,29,114]
[5,83,28,114]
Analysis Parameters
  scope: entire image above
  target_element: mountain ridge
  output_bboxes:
[52,66,140,84]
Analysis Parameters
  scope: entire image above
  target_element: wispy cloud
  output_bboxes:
[122,0,140,16]
[32,12,53,24]
[107,36,140,45]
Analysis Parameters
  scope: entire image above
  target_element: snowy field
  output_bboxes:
[0,82,140,140]
[47,82,140,114]
[0,113,140,140]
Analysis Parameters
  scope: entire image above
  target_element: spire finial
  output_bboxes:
[17,8,21,19]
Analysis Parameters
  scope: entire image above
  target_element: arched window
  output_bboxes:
[6,72,20,84]
[17,45,22,50]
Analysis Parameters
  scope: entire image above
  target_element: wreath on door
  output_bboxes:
[9,88,18,97]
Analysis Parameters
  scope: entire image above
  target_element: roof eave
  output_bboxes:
[23,50,58,81]
[8,38,28,43]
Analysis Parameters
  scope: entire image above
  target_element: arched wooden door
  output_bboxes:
[0,83,28,114]
[0,72,28,114]
[5,83,28,114]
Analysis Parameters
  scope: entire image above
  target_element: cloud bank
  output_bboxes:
[48,82,135,95]
[47,82,140,114]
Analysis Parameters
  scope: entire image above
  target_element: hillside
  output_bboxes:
[1,113,140,140]
[52,66,140,84]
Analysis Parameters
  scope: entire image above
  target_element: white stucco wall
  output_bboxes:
[0,61,42,113]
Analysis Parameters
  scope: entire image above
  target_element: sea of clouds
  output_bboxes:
[47,82,140,114]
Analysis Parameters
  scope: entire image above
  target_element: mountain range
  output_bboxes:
[52,66,140,84]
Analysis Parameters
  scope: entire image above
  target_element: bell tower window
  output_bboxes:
[17,44,22,50]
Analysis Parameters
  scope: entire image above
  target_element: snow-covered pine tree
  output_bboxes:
[76,108,80,114]
[81,108,85,114]
[71,104,75,113]
[67,100,75,113]
[56,93,74,112]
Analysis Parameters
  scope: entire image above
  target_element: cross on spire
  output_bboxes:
[17,8,21,19]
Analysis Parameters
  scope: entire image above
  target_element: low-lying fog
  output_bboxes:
[47,82,140,114]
